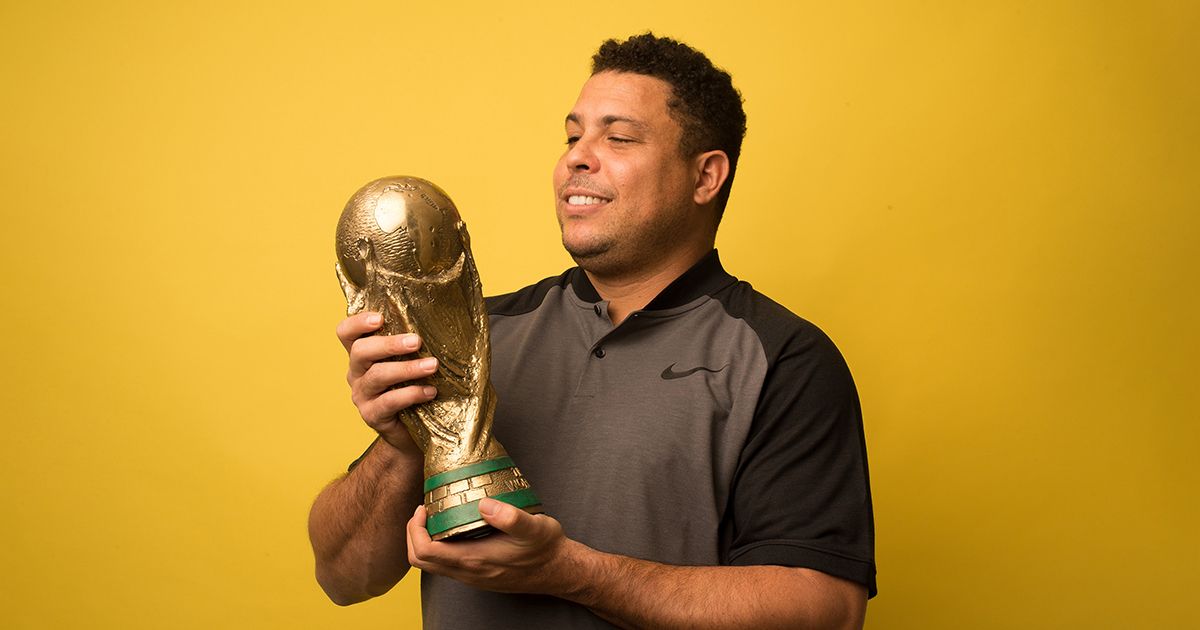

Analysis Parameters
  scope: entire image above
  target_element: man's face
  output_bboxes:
[553,71,706,277]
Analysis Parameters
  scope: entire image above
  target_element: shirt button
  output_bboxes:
[593,304,602,316]
[593,347,605,358]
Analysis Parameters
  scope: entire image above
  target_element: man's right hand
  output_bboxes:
[336,311,438,455]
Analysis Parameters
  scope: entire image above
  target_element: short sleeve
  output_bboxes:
[720,324,877,597]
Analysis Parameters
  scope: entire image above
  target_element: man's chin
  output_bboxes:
[562,239,611,263]
[564,240,642,279]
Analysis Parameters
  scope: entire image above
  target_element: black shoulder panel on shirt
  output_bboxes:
[708,281,821,357]
[708,280,878,597]
[485,270,571,318]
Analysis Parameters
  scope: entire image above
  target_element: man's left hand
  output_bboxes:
[406,498,582,596]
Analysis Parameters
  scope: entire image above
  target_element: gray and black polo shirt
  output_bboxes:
[419,250,876,629]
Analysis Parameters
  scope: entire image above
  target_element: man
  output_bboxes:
[309,33,876,629]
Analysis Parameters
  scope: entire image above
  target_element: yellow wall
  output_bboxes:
[2,2,1196,628]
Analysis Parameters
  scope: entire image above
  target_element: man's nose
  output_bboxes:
[566,137,598,172]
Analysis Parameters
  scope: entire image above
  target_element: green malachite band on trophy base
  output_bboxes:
[425,488,542,537]
[423,456,516,494]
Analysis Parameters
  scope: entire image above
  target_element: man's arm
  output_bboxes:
[309,439,422,604]
[308,312,438,605]
[407,499,867,629]
[577,557,866,630]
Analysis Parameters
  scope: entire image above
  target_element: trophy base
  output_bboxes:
[423,456,542,541]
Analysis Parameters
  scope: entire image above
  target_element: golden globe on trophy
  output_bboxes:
[335,176,542,540]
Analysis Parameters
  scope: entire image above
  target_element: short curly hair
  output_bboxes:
[592,33,747,218]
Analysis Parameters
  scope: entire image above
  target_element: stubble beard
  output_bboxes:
[559,206,690,280]
[562,230,618,273]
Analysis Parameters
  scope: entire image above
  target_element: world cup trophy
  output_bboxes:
[335,176,542,540]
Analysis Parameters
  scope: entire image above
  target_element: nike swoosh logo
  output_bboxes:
[661,363,729,380]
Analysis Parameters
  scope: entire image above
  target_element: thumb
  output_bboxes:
[478,498,539,539]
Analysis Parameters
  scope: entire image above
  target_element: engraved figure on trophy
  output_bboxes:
[335,176,542,540]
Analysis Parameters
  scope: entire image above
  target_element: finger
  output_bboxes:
[335,312,384,352]
[407,505,437,569]
[357,356,439,399]
[478,498,542,540]
[348,334,424,378]
[360,384,438,426]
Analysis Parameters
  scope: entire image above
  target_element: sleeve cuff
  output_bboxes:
[727,540,877,598]
[346,437,380,472]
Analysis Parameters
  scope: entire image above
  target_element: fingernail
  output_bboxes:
[420,357,437,370]
[422,386,437,398]
[403,334,420,350]
[367,314,382,326]
[478,498,498,516]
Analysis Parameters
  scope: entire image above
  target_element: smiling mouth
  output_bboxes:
[567,195,610,206]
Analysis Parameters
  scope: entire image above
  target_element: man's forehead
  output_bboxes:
[564,112,650,131]
[564,71,673,126]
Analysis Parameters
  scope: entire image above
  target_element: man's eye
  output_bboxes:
[565,136,580,145]
[609,136,633,143]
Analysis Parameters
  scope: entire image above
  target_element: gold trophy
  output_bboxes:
[335,176,542,540]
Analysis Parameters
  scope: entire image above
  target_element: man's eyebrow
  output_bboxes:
[564,113,648,131]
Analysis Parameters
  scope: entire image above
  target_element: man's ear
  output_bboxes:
[692,150,730,206]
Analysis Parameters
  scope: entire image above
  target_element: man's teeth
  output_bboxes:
[568,195,607,206]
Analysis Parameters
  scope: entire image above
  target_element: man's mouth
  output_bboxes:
[567,195,610,206]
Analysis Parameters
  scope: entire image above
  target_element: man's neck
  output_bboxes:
[584,245,712,326]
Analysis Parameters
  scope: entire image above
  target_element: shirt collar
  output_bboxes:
[568,249,737,310]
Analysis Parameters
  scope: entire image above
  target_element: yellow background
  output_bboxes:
[2,1,1196,628]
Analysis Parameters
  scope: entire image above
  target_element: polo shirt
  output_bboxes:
[415,250,876,628]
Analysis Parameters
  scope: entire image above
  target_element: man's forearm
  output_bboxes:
[560,542,867,630]
[308,439,423,605]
